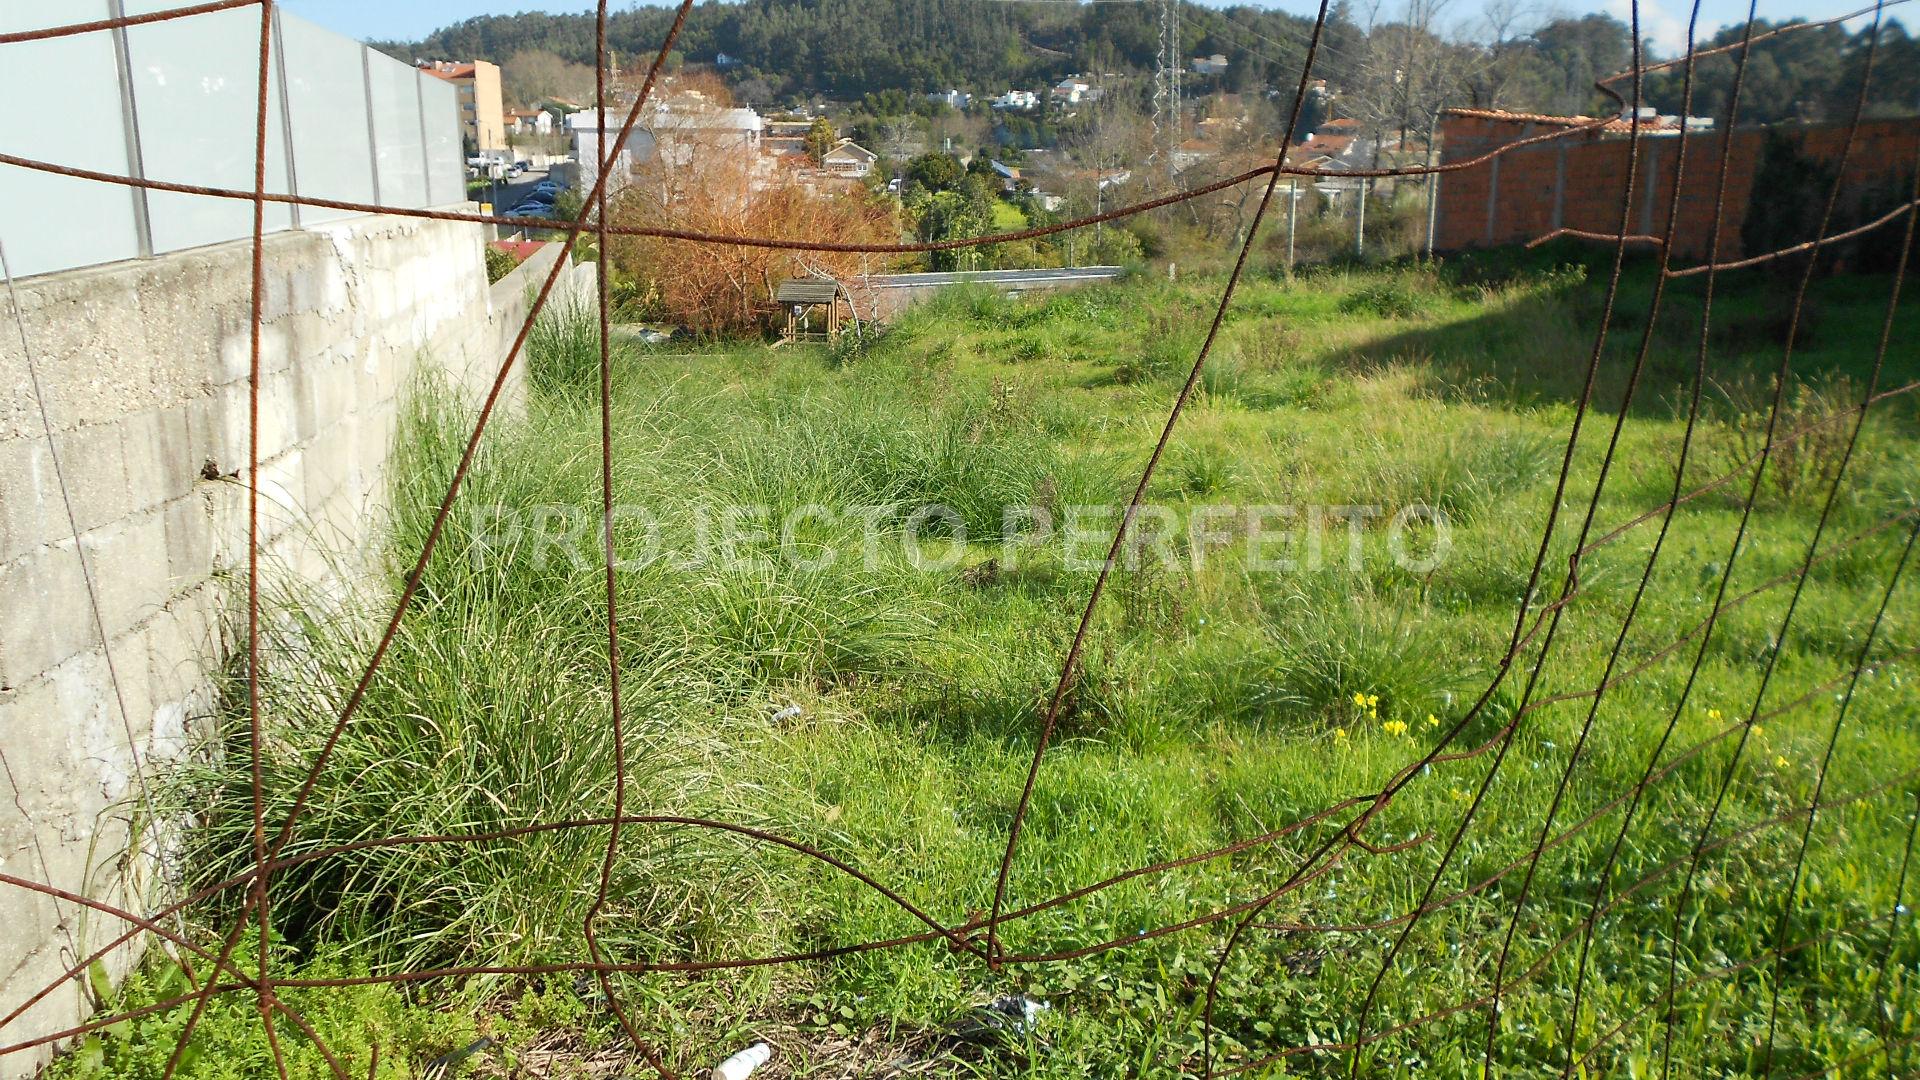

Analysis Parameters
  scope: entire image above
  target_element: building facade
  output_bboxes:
[421,59,505,152]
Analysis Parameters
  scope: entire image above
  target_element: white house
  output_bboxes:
[1051,78,1094,106]
[991,90,1040,111]
[569,103,765,189]
[1191,53,1229,76]
[506,108,553,137]
[926,89,971,109]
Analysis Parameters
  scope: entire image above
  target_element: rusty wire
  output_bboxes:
[1,0,1917,1076]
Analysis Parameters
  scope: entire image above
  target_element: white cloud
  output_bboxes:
[1606,0,1692,57]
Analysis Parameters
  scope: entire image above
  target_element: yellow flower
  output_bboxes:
[1365,694,1380,709]
[1352,692,1367,708]
[1334,727,1349,742]
[1707,708,1723,722]
[1425,713,1440,729]
[1752,725,1765,739]
[1383,719,1410,737]
[1450,787,1470,802]
[1774,755,1790,769]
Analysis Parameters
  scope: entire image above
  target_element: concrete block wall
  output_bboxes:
[1435,113,1920,259]
[0,214,595,1077]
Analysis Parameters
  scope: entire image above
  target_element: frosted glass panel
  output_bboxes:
[0,7,464,279]
[369,57,427,209]
[279,12,373,225]
[0,0,141,277]
[124,0,295,253]
[421,75,465,206]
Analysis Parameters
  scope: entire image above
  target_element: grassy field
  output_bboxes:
[68,247,1920,1078]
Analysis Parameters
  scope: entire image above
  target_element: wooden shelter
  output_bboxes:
[774,276,855,345]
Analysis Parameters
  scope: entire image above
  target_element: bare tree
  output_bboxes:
[1345,0,1481,165]
[502,50,596,107]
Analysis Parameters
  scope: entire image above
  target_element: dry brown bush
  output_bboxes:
[605,126,901,335]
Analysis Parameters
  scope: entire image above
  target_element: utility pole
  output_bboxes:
[1094,65,1104,245]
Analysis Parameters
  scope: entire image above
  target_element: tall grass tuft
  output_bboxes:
[526,298,606,399]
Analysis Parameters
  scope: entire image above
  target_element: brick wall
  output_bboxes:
[1434,112,1920,260]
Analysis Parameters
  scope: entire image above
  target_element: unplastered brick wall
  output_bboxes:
[1434,112,1920,259]
[0,213,594,1077]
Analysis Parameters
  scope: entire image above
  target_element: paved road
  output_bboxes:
[479,168,549,215]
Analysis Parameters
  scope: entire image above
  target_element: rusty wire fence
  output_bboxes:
[2,0,1919,1076]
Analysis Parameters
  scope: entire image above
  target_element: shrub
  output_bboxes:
[1166,444,1239,496]
[1694,373,1872,510]
[608,149,898,335]
[1352,428,1559,523]
[1254,591,1470,728]
[524,300,605,399]
[483,245,518,285]
[1338,276,1436,320]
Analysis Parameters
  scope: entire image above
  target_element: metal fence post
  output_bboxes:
[1426,172,1440,258]
[1424,109,1442,259]
[1286,178,1297,275]
[107,0,153,259]
[1354,176,1367,257]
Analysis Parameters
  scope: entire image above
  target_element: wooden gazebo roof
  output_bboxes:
[775,277,846,304]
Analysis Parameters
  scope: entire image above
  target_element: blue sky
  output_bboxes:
[281,0,1895,56]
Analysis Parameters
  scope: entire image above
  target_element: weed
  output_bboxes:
[117,261,1920,1080]
[1338,276,1436,320]
[1695,373,1869,511]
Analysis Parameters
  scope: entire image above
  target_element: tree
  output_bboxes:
[903,151,964,193]
[1085,225,1143,266]
[915,190,992,270]
[1527,15,1631,117]
[1344,0,1480,162]
[502,49,595,107]
[1644,18,1918,126]
[804,117,837,162]
[1290,87,1328,143]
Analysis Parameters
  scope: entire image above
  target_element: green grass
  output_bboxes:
[82,249,1920,1078]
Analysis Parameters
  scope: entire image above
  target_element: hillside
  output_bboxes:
[378,1,1917,125]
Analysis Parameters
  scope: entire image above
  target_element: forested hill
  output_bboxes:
[380,1,1918,123]
[379,0,1361,102]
